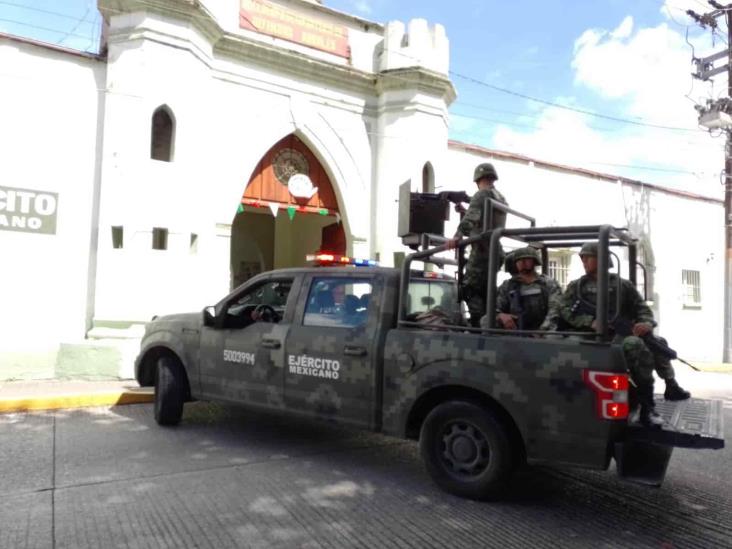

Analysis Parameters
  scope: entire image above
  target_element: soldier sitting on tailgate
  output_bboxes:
[557,242,690,428]
[482,247,562,332]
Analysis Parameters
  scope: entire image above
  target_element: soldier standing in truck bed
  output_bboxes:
[448,162,508,327]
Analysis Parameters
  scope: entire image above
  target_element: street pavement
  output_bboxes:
[1,365,730,549]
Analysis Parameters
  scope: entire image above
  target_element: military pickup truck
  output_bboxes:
[135,226,724,500]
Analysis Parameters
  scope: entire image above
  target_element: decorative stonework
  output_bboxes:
[273,148,309,185]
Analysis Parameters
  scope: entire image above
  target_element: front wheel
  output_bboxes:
[419,401,514,500]
[154,356,185,426]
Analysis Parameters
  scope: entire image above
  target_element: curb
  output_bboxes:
[0,387,154,414]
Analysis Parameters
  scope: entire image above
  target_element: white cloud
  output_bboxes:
[350,0,372,15]
[449,114,485,143]
[490,16,724,196]
[611,16,634,39]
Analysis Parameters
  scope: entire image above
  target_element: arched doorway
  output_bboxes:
[231,134,346,288]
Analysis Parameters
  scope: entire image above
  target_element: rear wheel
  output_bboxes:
[154,356,184,426]
[419,401,514,500]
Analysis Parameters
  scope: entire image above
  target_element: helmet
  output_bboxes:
[473,162,498,182]
[579,242,599,257]
[512,246,542,266]
[504,250,517,274]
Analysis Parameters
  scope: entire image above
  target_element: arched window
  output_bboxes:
[150,106,175,162]
[422,162,434,193]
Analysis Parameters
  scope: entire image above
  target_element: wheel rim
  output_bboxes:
[439,420,491,478]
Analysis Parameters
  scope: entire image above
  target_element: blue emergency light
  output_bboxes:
[306,253,379,267]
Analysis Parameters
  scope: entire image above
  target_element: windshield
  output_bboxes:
[407,279,458,316]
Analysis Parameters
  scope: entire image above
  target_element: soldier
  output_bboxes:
[447,162,508,327]
[491,247,562,331]
[558,242,690,428]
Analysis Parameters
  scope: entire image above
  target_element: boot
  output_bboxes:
[638,385,664,429]
[664,378,691,401]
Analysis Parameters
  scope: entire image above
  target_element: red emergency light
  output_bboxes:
[306,253,378,267]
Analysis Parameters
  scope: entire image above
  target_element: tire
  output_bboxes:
[419,401,514,500]
[154,356,185,426]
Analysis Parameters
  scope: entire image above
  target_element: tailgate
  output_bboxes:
[627,397,725,449]
[615,397,724,486]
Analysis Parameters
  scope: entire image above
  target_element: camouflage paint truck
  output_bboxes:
[135,226,724,500]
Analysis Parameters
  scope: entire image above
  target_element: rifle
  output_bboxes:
[570,297,700,371]
[508,288,525,331]
[611,317,700,371]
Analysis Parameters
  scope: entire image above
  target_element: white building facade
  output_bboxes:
[0,0,724,379]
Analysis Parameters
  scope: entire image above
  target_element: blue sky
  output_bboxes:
[0,0,101,53]
[0,0,725,194]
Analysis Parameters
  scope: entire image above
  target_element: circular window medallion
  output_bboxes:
[273,148,309,186]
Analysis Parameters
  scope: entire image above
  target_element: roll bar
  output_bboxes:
[398,223,639,340]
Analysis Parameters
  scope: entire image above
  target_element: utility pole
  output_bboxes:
[727,3,732,364]
[689,1,732,362]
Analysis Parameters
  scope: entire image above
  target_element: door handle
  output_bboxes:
[344,345,367,357]
[261,338,281,349]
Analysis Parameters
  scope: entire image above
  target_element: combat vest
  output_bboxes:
[505,276,552,330]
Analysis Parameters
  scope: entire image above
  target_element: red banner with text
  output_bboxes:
[239,0,350,58]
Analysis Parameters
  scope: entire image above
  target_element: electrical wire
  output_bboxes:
[452,101,714,145]
[0,2,723,178]
[694,0,717,10]
[0,0,712,133]
[0,0,97,23]
[449,71,702,133]
[450,108,715,148]
[56,2,91,46]
[10,0,711,135]
[0,1,97,51]
[0,17,90,41]
[663,3,691,27]
[712,26,729,44]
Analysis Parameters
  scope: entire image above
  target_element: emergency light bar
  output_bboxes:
[306,253,379,267]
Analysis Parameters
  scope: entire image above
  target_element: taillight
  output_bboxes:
[583,370,629,420]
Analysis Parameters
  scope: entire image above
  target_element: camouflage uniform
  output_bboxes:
[559,242,688,426]
[558,274,659,393]
[491,246,563,331]
[456,163,508,326]
[496,274,563,331]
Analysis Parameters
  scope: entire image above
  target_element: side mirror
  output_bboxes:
[202,306,216,327]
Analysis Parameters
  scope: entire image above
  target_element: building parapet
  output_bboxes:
[450,140,723,205]
[378,19,449,75]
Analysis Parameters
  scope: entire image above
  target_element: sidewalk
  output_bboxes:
[690,362,732,373]
[0,379,153,414]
